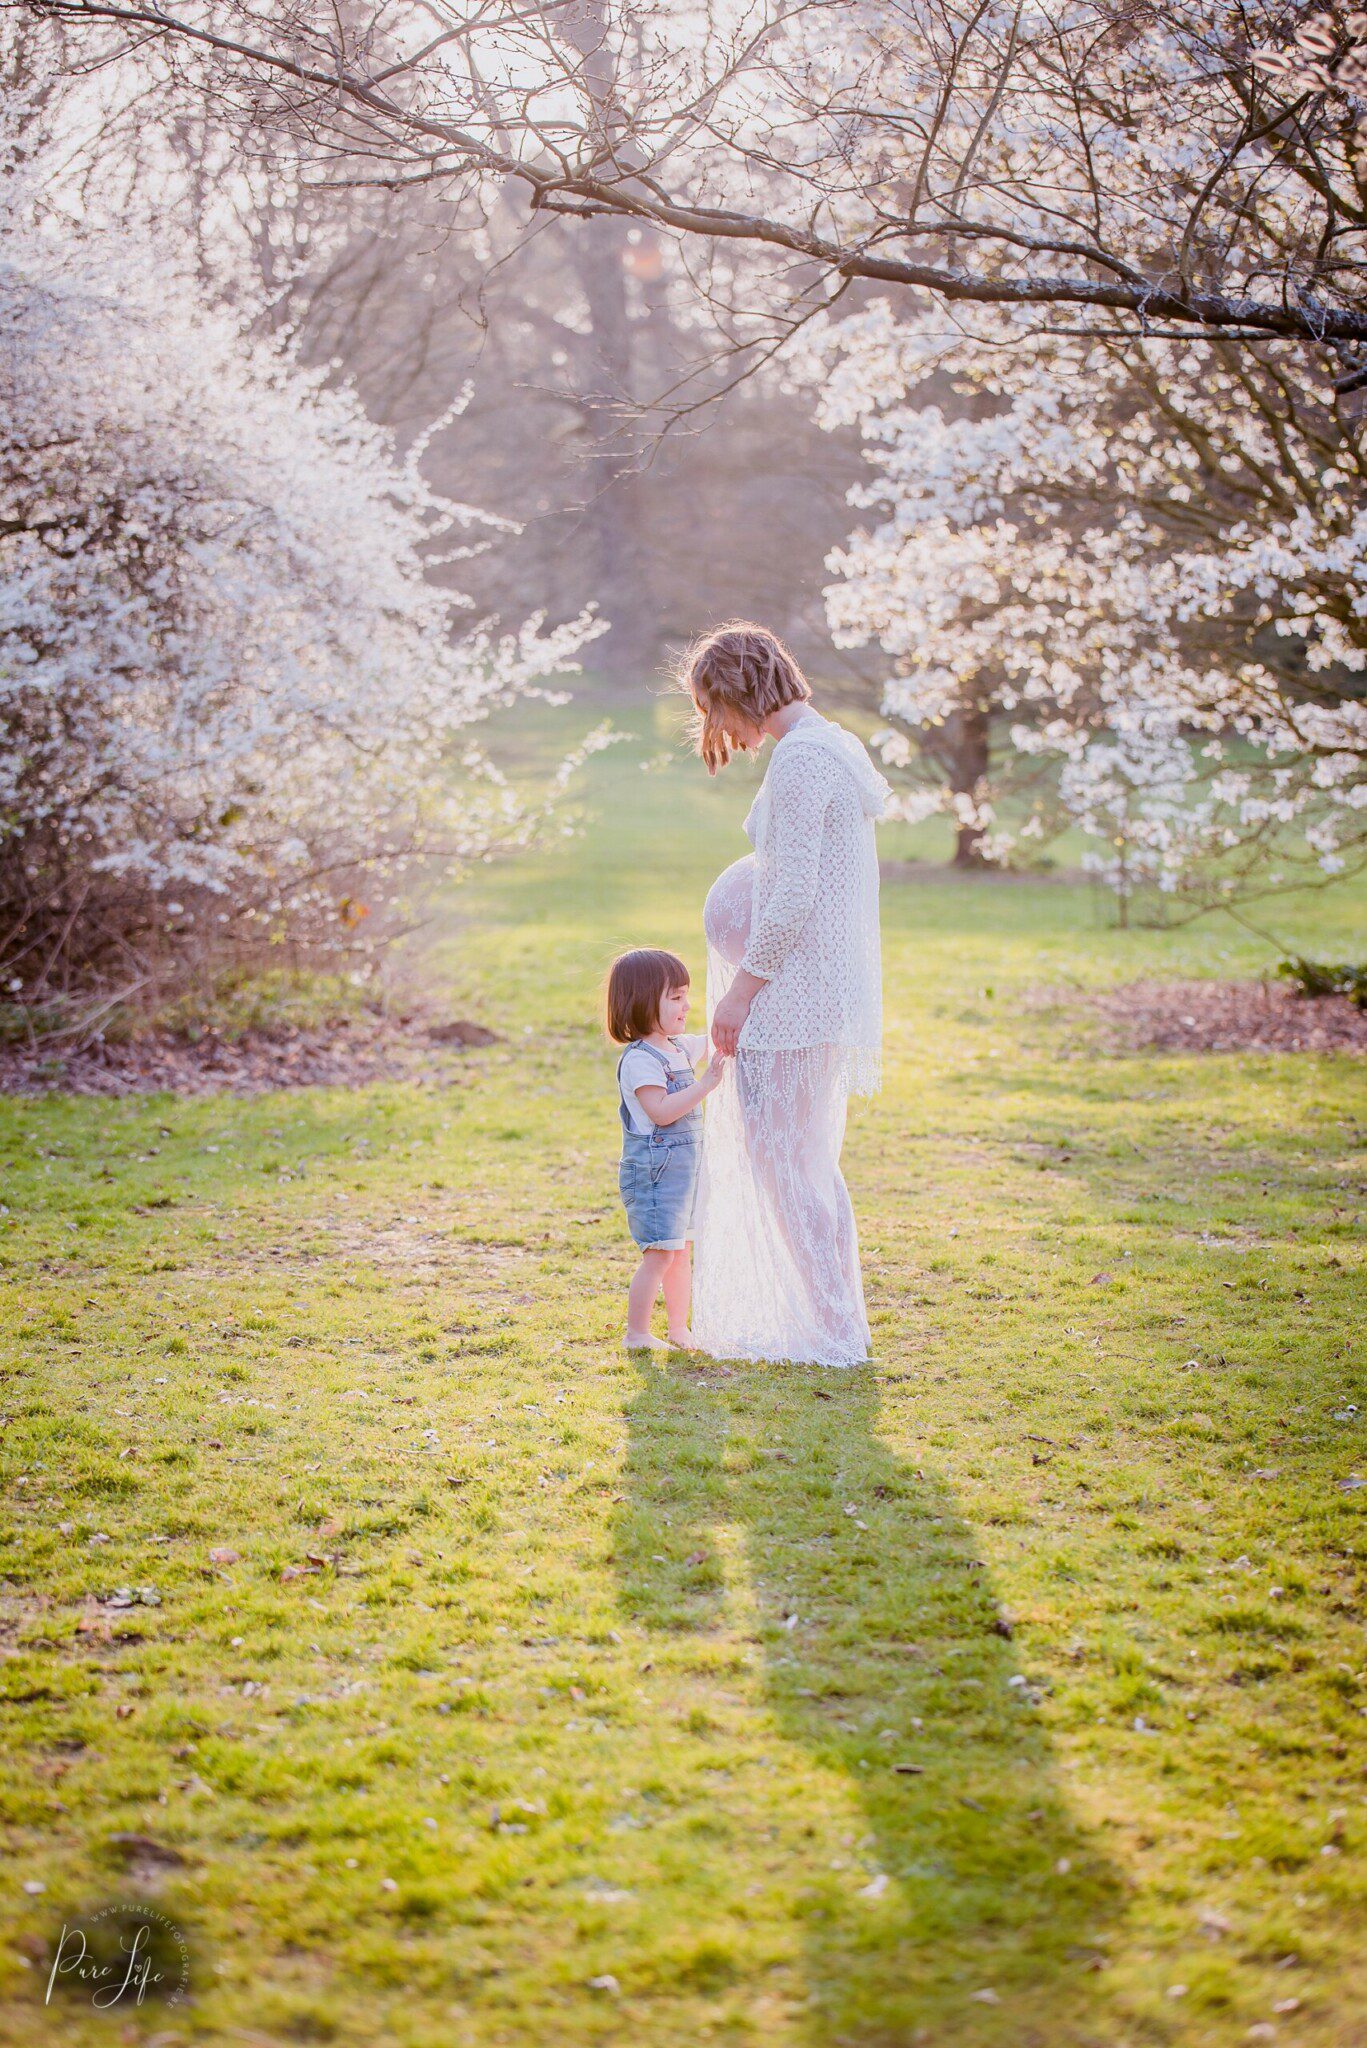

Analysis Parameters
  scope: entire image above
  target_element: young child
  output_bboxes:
[606,948,726,1350]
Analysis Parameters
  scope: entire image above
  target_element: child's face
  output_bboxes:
[658,983,691,1035]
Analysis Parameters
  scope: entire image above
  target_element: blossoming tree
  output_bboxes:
[21,1,1367,919]
[804,291,1366,910]
[28,1,1367,356]
[0,142,598,1005]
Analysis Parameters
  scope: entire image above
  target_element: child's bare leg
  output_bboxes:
[626,1249,671,1347]
[662,1245,693,1345]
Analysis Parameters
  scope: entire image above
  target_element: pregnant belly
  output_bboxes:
[703,854,755,968]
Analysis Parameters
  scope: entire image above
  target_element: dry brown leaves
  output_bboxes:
[0,1014,499,1098]
[1089,980,1365,1054]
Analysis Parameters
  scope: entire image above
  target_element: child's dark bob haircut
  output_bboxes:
[606,949,689,1044]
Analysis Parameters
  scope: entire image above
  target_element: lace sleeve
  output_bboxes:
[740,745,837,980]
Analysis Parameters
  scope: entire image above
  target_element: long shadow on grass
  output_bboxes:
[615,1361,1120,2041]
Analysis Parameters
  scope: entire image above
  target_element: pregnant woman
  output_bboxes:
[682,622,890,1368]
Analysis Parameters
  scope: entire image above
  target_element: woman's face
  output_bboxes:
[699,693,766,757]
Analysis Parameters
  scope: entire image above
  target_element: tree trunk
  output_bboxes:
[570,216,656,679]
[561,0,660,682]
[941,699,992,866]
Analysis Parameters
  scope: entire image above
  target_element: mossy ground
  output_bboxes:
[1,697,1363,2047]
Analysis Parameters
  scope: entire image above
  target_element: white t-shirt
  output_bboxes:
[618,1033,706,1137]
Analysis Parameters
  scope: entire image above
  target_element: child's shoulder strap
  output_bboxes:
[616,1038,668,1086]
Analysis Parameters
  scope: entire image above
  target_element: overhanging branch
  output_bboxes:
[26,0,1367,347]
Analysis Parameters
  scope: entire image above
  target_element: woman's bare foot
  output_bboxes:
[623,1330,668,1351]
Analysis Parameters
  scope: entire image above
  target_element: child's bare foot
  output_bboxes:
[623,1330,668,1351]
[667,1327,695,1349]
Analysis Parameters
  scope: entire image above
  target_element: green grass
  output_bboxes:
[1,693,1363,2047]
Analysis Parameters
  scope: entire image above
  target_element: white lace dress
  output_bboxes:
[692,713,889,1367]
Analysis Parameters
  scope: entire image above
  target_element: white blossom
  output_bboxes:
[799,296,1366,906]
[0,135,599,992]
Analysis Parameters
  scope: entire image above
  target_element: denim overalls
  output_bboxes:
[616,1037,702,1251]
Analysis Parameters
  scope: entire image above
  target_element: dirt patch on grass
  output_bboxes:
[0,1014,500,1098]
[1089,979,1365,1054]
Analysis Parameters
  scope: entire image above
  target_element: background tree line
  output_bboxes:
[3,0,1364,1021]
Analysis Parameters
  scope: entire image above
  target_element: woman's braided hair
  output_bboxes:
[676,621,811,774]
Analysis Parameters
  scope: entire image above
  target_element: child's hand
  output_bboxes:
[701,1054,730,1093]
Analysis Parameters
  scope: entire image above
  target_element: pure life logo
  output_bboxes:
[45,1901,191,2012]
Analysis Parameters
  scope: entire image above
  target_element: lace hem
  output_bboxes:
[734,1041,882,1099]
[691,1039,873,1369]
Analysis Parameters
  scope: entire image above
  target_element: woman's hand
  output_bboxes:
[711,973,764,1057]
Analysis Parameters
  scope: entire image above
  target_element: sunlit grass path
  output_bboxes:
[1,699,1363,2047]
